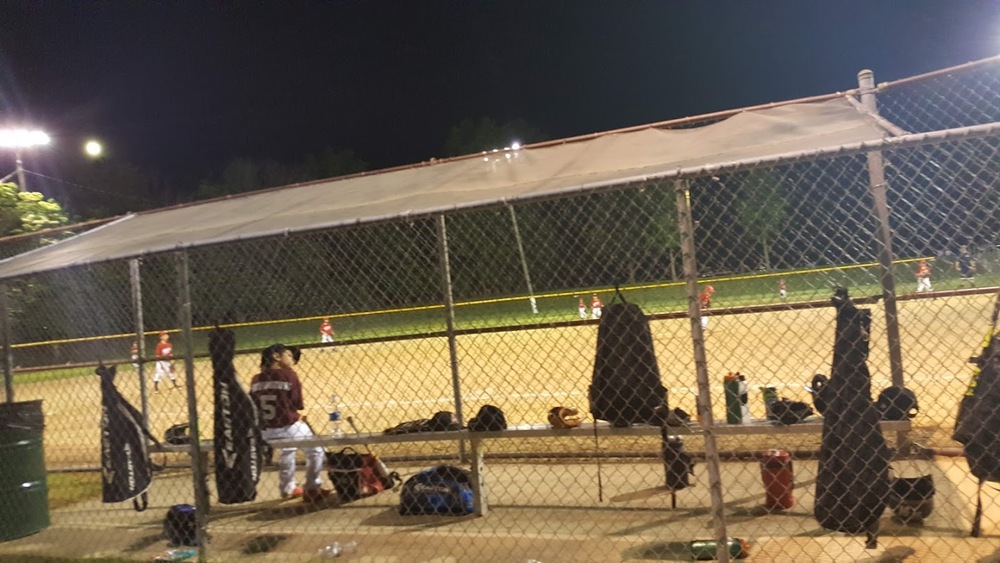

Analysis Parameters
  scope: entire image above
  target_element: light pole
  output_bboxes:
[0,129,51,192]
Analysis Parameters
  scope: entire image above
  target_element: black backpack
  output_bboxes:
[163,504,198,546]
[953,290,1000,536]
[468,405,507,431]
[590,289,667,427]
[814,288,890,549]
[876,386,919,421]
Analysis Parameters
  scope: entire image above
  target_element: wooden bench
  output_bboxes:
[155,418,913,516]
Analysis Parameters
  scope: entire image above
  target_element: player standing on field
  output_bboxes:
[578,297,587,319]
[699,285,715,331]
[779,279,787,301]
[153,331,180,393]
[250,343,331,502]
[956,245,976,287]
[130,341,139,369]
[915,259,933,292]
[591,294,604,319]
[319,317,335,350]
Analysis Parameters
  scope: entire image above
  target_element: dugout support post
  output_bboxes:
[176,251,211,559]
[859,69,910,453]
[436,215,467,462]
[675,179,731,563]
[0,284,12,403]
[129,259,150,429]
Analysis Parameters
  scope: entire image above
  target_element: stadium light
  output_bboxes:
[0,128,51,192]
[84,139,104,158]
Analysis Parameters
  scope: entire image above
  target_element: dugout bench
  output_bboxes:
[156,418,912,517]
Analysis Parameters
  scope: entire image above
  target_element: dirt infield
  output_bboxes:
[15,291,996,468]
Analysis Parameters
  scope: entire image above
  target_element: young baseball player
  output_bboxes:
[591,294,604,319]
[130,341,139,370]
[956,246,976,287]
[578,297,587,319]
[779,279,787,301]
[319,317,335,350]
[916,259,933,292]
[699,285,715,331]
[250,343,332,502]
[154,331,180,393]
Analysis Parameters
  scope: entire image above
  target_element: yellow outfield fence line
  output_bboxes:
[11,257,931,350]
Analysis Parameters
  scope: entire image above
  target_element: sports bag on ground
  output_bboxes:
[163,504,198,546]
[326,447,400,502]
[661,430,695,491]
[399,465,474,516]
[590,288,667,427]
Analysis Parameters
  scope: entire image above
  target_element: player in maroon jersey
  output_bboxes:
[250,343,331,502]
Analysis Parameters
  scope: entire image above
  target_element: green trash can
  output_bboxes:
[0,400,49,541]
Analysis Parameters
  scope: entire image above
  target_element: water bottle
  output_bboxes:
[328,393,344,438]
[317,541,357,558]
[154,549,198,562]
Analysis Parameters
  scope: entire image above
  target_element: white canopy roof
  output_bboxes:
[0,98,885,280]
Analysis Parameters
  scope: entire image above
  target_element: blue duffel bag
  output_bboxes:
[398,465,474,516]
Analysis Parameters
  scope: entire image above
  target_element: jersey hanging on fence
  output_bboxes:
[813,288,890,549]
[98,363,158,512]
[589,290,667,427]
[209,327,264,504]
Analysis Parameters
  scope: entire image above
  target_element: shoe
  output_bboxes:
[302,488,333,503]
[281,487,304,500]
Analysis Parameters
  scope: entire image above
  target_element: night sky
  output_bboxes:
[2,1,1000,197]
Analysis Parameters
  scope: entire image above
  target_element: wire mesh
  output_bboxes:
[1,60,1000,561]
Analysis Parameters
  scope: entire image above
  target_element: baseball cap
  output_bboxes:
[159,330,168,336]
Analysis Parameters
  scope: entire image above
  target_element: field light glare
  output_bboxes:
[84,140,104,157]
[0,129,50,148]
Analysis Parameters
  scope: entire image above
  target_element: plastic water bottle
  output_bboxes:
[328,393,344,438]
[317,540,357,558]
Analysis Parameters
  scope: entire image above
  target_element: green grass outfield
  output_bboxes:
[13,258,998,384]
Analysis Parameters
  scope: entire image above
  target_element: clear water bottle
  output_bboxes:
[328,393,344,438]
[317,540,357,558]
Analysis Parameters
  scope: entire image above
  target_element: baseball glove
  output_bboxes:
[548,406,583,429]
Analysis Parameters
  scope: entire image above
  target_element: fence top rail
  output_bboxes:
[876,54,1000,91]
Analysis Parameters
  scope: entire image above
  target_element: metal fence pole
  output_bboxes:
[129,259,150,428]
[0,284,12,403]
[176,251,211,559]
[859,69,908,452]
[509,205,539,314]
[675,179,730,563]
[436,215,466,460]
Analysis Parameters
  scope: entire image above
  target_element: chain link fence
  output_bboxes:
[2,58,1000,561]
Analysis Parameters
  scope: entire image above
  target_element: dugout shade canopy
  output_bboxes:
[0,98,889,280]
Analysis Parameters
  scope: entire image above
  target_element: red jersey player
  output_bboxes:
[153,331,180,393]
[250,343,331,502]
[578,297,587,319]
[591,294,604,319]
[699,285,715,330]
[319,317,335,350]
[779,279,787,301]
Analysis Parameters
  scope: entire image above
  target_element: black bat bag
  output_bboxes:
[98,364,158,512]
[814,289,890,549]
[210,327,264,504]
[590,290,667,427]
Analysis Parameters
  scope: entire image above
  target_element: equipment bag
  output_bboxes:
[327,447,400,502]
[590,288,667,427]
[468,404,507,431]
[98,363,159,512]
[209,327,264,504]
[163,504,198,546]
[399,465,475,516]
[661,430,695,491]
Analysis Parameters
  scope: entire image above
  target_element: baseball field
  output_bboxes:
[14,279,997,469]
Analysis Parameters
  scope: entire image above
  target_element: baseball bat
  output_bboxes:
[346,416,391,481]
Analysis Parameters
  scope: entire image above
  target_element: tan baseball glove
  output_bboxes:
[548,406,583,429]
